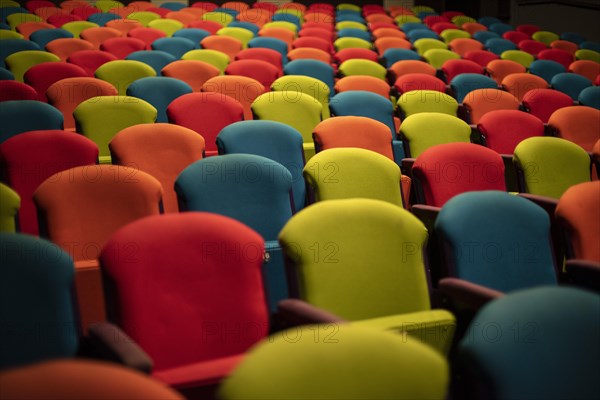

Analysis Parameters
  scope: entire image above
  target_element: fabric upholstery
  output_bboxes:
[400,112,471,158]
[462,88,520,124]
[126,77,193,123]
[520,88,573,123]
[94,59,156,95]
[477,109,545,154]
[548,105,600,151]
[0,100,63,144]
[398,89,458,117]
[0,183,20,233]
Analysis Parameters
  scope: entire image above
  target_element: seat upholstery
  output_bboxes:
[0,183,20,233]
[548,105,600,151]
[400,112,471,158]
[0,100,64,144]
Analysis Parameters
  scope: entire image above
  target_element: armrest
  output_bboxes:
[410,204,440,230]
[566,259,600,293]
[438,278,504,311]
[400,158,415,177]
[80,322,153,374]
[277,299,347,327]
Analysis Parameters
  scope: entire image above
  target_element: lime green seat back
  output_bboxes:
[61,21,99,38]
[413,38,447,55]
[304,148,404,207]
[202,11,234,27]
[181,49,230,73]
[423,48,461,69]
[334,36,372,51]
[94,60,156,95]
[74,95,157,162]
[251,91,322,159]
[400,112,471,157]
[126,11,161,27]
[501,50,535,68]
[147,19,184,37]
[532,30,559,46]
[279,198,429,320]
[513,136,591,199]
[217,27,254,48]
[398,90,459,117]
[0,183,20,233]
[219,325,449,400]
[338,59,386,80]
[271,75,330,119]
[5,50,59,82]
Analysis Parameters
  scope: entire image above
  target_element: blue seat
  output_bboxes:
[529,59,566,83]
[329,91,404,160]
[485,38,517,55]
[401,22,428,33]
[381,48,421,68]
[459,286,600,400]
[248,37,289,64]
[0,7,27,24]
[473,31,500,44]
[450,73,498,103]
[579,41,600,53]
[87,12,121,26]
[172,28,211,45]
[29,28,73,49]
[436,191,557,294]
[336,28,371,42]
[578,86,600,109]
[0,100,63,143]
[0,39,40,68]
[0,67,14,80]
[551,72,593,100]
[283,59,335,98]
[151,37,197,59]
[213,7,239,18]
[335,14,365,24]
[407,28,439,42]
[560,32,586,45]
[0,233,78,369]
[126,77,192,123]
[175,154,294,313]
[478,16,503,28]
[125,50,176,75]
[489,22,513,36]
[272,13,301,30]
[217,120,307,211]
[160,2,186,11]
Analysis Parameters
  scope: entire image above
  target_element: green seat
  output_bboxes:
[532,30,560,46]
[338,3,361,12]
[271,75,330,119]
[575,48,600,63]
[147,18,184,37]
[413,38,447,56]
[423,48,461,69]
[217,27,254,48]
[440,29,471,43]
[397,90,459,118]
[219,325,449,400]
[395,15,422,27]
[251,91,322,160]
[202,11,234,27]
[459,286,600,400]
[513,136,591,199]
[501,49,535,68]
[278,198,456,354]
[4,50,59,82]
[95,0,124,12]
[126,11,161,27]
[304,148,404,206]
[335,21,368,31]
[94,59,156,95]
[262,20,297,33]
[452,15,477,27]
[74,95,157,163]
[400,112,471,157]
[0,183,19,233]
[60,21,99,38]
[338,59,386,80]
[6,13,41,30]
[333,36,372,51]
[181,49,230,74]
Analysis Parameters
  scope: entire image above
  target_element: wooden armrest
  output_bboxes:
[277,299,347,327]
[438,278,504,311]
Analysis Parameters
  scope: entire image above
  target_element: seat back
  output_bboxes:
[397,89,458,118]
[520,88,573,123]
[126,76,192,123]
[459,286,600,400]
[555,181,600,262]
[0,80,37,101]
[0,233,78,369]
[330,91,396,135]
[224,59,281,90]
[271,75,330,119]
[5,50,60,82]
[528,59,566,83]
[219,325,449,400]
[304,148,404,206]
[550,72,592,101]
[278,198,430,319]
[0,130,98,235]
[23,61,87,102]
[548,105,600,151]
[450,73,498,103]
[338,59,387,81]
[94,59,156,95]
[436,191,557,291]
[0,183,20,233]
[216,120,306,211]
[66,49,118,76]
[125,50,177,76]
[513,136,591,199]
[462,88,520,124]
[160,59,220,91]
[100,212,268,372]
[400,112,471,158]
[167,92,244,157]
[283,59,335,95]
[99,37,147,59]
[34,164,163,261]
[478,109,545,154]
[334,75,391,98]
[0,100,63,144]
[413,143,506,207]
[74,95,157,162]
[485,59,526,84]
[110,123,204,214]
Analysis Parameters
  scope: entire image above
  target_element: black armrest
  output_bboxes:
[438,278,504,311]
[410,204,440,229]
[80,322,153,374]
[566,259,600,293]
[277,299,347,327]
[517,193,558,214]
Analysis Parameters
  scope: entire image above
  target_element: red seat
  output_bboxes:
[0,81,38,101]
[441,58,484,82]
[66,49,118,76]
[224,59,282,91]
[477,109,545,154]
[521,88,573,123]
[24,61,87,102]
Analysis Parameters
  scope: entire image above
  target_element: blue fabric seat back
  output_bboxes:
[450,73,498,103]
[0,100,63,143]
[126,76,192,123]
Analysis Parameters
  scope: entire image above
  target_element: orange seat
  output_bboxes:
[287,47,332,64]
[334,75,391,98]
[201,35,243,61]
[501,72,548,101]
[388,60,436,82]
[374,37,411,56]
[259,27,296,46]
[201,75,265,120]
[485,59,526,84]
[161,60,220,91]
[33,164,163,330]
[79,26,122,49]
[548,106,600,152]
[110,123,205,213]
[45,37,95,61]
[556,181,600,262]
[462,88,520,124]
[568,60,600,82]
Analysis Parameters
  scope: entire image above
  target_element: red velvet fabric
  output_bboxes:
[24,62,87,102]
[0,81,38,102]
[100,213,269,385]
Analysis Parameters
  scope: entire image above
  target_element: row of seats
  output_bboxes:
[1,1,599,399]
